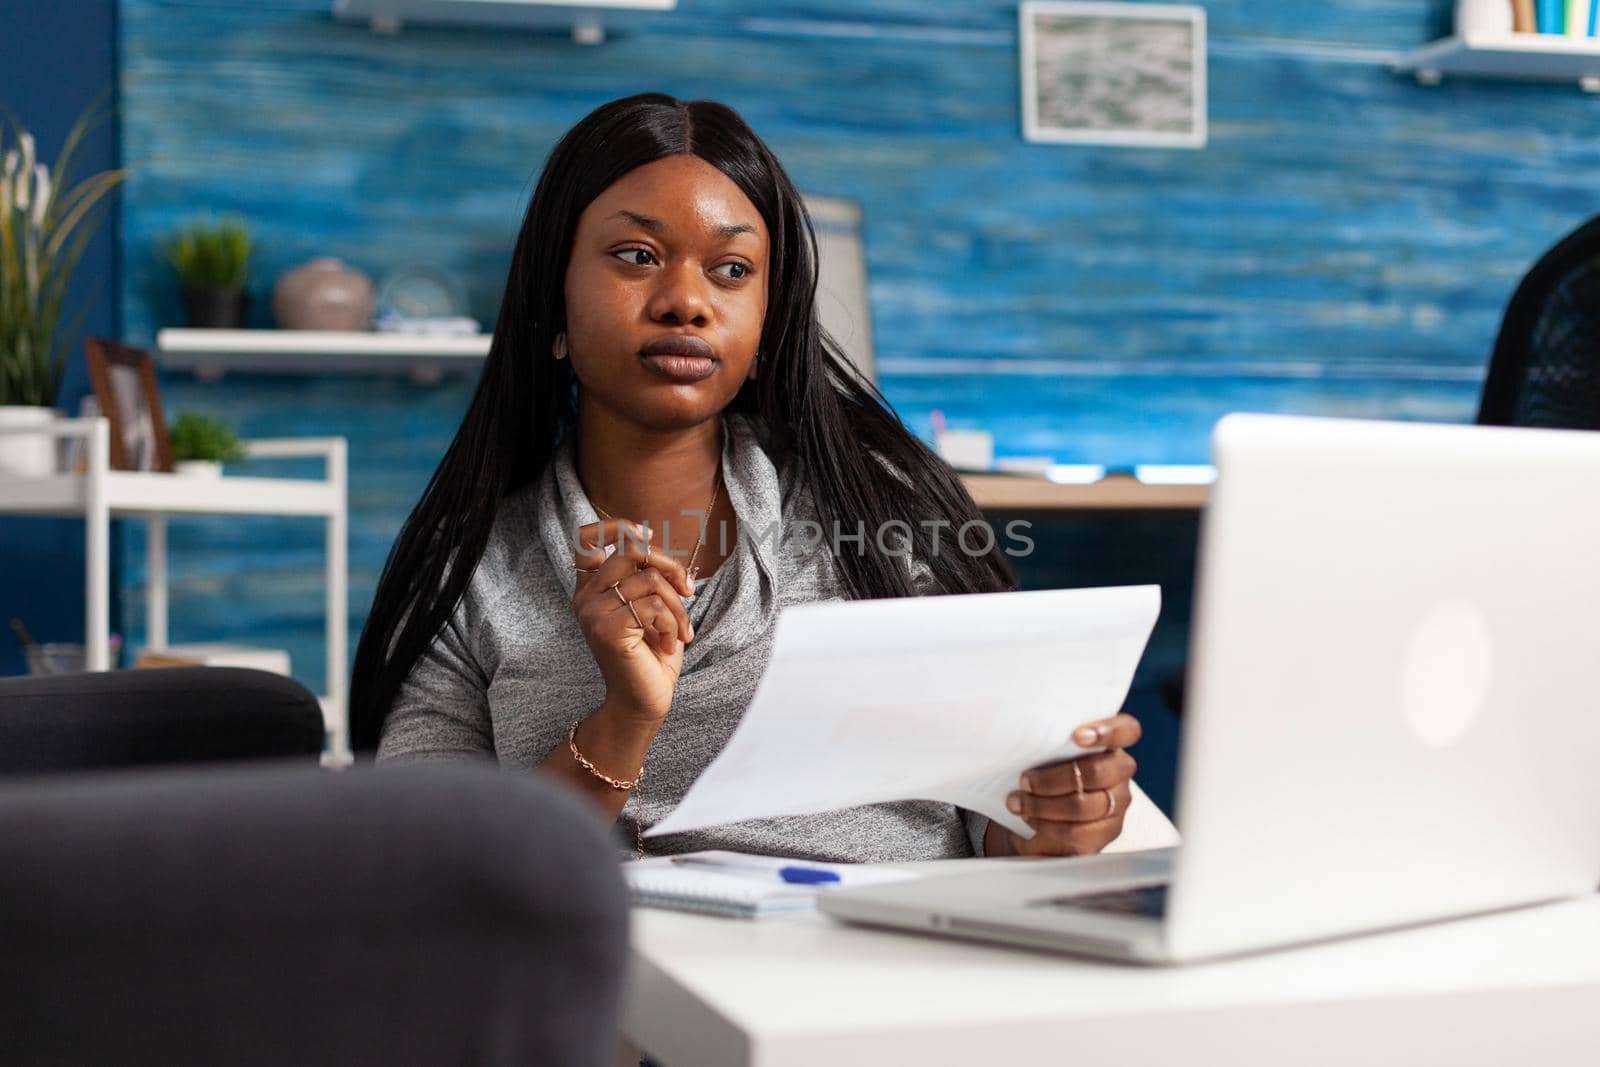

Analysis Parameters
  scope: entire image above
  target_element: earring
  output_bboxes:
[552,332,569,361]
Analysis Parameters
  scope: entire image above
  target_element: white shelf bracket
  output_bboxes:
[1581,75,1600,93]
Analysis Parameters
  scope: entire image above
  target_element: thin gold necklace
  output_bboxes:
[591,466,723,584]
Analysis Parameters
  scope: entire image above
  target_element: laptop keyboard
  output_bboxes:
[1033,882,1170,919]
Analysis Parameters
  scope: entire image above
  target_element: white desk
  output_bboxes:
[625,876,1600,1067]
[0,417,350,760]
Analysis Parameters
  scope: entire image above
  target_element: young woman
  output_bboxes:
[350,93,1144,862]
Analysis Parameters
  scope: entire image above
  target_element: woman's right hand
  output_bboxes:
[572,519,695,721]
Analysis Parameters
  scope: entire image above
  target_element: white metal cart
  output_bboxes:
[0,417,350,762]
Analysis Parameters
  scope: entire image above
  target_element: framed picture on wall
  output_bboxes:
[85,338,173,472]
[1020,1,1207,149]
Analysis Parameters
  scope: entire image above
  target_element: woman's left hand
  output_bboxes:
[984,713,1142,858]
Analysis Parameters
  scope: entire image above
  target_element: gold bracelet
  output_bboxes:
[566,720,643,789]
[567,720,647,859]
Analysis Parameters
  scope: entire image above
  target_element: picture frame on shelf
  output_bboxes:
[1020,1,1208,149]
[85,338,173,472]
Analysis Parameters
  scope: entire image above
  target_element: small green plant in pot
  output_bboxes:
[167,410,244,477]
[162,217,252,328]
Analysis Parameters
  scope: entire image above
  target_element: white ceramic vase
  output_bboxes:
[0,405,58,477]
[1456,0,1514,37]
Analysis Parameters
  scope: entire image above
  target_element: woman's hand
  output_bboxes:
[985,713,1142,858]
[572,519,695,721]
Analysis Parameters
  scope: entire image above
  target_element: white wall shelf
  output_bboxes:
[333,0,676,44]
[1396,34,1600,91]
[156,328,490,384]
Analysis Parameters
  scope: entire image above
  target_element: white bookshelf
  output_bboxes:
[156,328,490,384]
[1396,33,1600,91]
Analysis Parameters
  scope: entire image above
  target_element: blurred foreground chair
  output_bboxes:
[0,761,629,1067]
[1480,214,1600,429]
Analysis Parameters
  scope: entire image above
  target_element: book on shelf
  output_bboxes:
[1565,0,1596,35]
[1513,0,1536,32]
[1537,0,1564,33]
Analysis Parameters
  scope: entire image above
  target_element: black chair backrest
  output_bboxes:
[1480,215,1600,429]
[0,667,325,774]
[0,762,630,1067]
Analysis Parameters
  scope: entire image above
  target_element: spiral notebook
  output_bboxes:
[624,851,917,919]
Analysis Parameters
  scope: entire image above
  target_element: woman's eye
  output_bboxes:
[714,262,750,280]
[614,248,656,267]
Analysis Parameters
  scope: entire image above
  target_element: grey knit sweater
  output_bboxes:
[377,414,987,862]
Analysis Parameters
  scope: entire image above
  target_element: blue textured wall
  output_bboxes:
[121,1,1600,465]
[114,1,1597,800]
[0,0,121,675]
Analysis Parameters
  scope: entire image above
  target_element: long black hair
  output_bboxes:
[349,93,1015,753]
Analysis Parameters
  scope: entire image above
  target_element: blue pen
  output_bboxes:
[671,854,842,885]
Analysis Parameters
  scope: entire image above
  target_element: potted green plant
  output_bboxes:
[0,101,125,476]
[162,217,252,329]
[167,410,245,478]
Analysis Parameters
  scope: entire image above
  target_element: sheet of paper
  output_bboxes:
[647,584,1161,841]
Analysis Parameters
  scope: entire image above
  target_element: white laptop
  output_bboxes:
[820,413,1600,964]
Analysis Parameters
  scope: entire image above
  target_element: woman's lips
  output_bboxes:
[639,352,719,382]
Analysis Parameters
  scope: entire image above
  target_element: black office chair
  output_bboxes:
[0,669,630,1065]
[0,666,325,774]
[1479,214,1600,429]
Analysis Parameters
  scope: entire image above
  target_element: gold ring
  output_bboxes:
[1104,789,1117,819]
[1072,762,1085,796]
[612,582,645,628]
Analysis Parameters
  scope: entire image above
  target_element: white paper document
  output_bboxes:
[647,584,1162,841]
